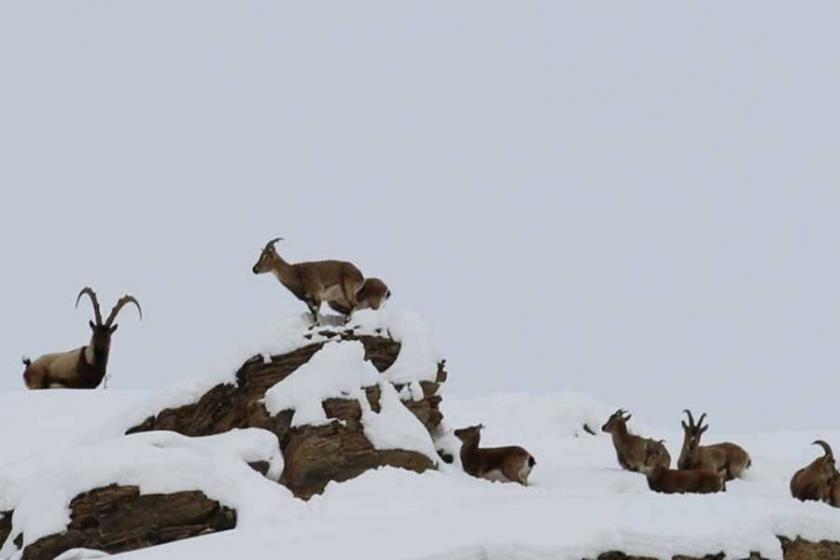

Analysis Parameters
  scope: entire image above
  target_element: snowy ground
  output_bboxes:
[2,311,839,559]
[2,388,839,560]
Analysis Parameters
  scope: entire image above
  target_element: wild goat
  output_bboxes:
[601,409,671,472]
[643,444,726,494]
[791,440,839,504]
[678,410,751,481]
[252,237,365,324]
[454,424,536,485]
[22,287,142,389]
[327,277,391,315]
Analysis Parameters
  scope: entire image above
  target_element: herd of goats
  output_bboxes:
[453,408,840,507]
[13,239,840,508]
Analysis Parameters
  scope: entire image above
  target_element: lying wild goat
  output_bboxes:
[601,409,671,472]
[643,444,725,494]
[678,410,751,481]
[22,287,142,389]
[791,440,839,505]
[252,237,365,324]
[454,424,536,485]
[327,277,391,315]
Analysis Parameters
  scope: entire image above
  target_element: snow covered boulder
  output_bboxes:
[0,430,290,560]
[127,311,446,498]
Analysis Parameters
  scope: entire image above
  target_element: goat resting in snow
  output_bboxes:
[22,287,142,389]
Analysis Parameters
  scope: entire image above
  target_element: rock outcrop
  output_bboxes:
[16,484,235,560]
[592,538,840,560]
[127,329,446,498]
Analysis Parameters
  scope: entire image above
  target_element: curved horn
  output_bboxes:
[683,409,696,427]
[105,295,143,326]
[813,440,834,459]
[264,237,284,250]
[75,287,103,325]
[697,412,707,427]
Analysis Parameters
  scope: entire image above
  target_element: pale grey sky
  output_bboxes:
[1,2,838,431]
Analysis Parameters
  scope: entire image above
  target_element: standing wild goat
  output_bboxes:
[602,409,671,472]
[252,238,365,324]
[454,424,536,485]
[327,277,391,315]
[22,287,142,389]
[643,444,726,494]
[678,410,751,481]
[791,440,839,505]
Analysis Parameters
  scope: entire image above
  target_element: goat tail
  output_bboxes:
[529,455,537,468]
[21,356,31,368]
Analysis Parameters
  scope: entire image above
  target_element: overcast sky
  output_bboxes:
[1,2,838,431]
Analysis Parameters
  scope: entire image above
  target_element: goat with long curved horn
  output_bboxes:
[791,440,839,504]
[22,287,143,389]
[677,409,751,480]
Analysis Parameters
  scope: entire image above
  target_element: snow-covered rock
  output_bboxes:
[127,311,446,498]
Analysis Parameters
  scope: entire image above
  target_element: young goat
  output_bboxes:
[790,440,839,505]
[601,409,671,473]
[252,238,365,324]
[327,277,391,316]
[643,444,726,495]
[22,287,142,389]
[678,410,751,481]
[454,424,536,485]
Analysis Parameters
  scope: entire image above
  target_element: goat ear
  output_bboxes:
[624,414,632,422]
[110,324,119,333]
[89,320,96,330]
[700,425,708,435]
[681,421,688,430]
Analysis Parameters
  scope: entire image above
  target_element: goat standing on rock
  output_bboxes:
[602,409,671,472]
[22,287,142,389]
[454,424,536,485]
[252,238,369,324]
[678,410,751,481]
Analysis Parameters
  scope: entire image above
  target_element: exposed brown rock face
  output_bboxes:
[15,485,235,560]
[127,331,446,498]
[781,537,840,560]
[593,538,840,560]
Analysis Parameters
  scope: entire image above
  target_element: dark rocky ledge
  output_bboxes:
[13,484,235,560]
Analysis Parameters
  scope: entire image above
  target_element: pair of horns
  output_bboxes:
[75,287,143,326]
[683,409,707,429]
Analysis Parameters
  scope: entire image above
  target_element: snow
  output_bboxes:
[4,311,840,560]
[359,381,439,462]
[53,550,111,560]
[350,309,442,384]
[263,340,379,427]
[4,387,840,560]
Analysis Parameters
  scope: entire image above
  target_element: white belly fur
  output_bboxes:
[480,469,512,483]
[321,284,345,301]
